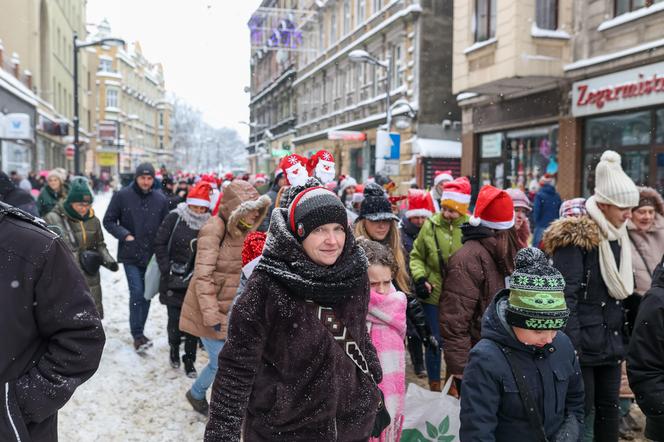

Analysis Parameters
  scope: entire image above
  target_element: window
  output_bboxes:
[98,59,113,72]
[585,111,651,149]
[106,88,118,108]
[159,112,164,127]
[159,136,164,150]
[536,0,558,30]
[356,0,366,25]
[330,9,337,44]
[615,0,663,16]
[391,44,404,88]
[373,0,383,13]
[475,0,496,42]
[343,0,351,34]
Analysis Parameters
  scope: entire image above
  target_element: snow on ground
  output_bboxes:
[59,192,207,441]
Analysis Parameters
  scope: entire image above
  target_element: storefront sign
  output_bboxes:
[98,152,117,166]
[328,130,366,141]
[2,113,32,140]
[271,148,290,157]
[572,61,664,117]
[98,121,118,143]
[480,133,502,158]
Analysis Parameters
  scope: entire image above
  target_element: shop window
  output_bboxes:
[656,108,664,143]
[616,0,664,15]
[536,0,558,30]
[583,149,649,196]
[656,152,664,193]
[585,111,651,149]
[475,0,497,42]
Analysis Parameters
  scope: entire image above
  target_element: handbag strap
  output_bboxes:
[167,216,181,256]
[432,224,447,278]
[491,340,549,442]
[305,301,378,386]
[629,236,653,277]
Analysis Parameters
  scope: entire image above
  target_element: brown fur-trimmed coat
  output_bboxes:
[542,216,627,366]
[179,181,270,340]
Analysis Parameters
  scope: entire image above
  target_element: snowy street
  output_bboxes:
[59,192,207,441]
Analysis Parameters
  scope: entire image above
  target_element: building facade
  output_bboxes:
[92,20,173,175]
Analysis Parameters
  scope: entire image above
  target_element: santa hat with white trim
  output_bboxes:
[441,177,472,215]
[433,170,454,187]
[469,185,515,230]
[307,150,336,178]
[186,182,212,208]
[279,154,309,186]
[405,189,433,219]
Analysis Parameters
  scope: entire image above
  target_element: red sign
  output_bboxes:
[64,144,75,159]
[98,121,118,142]
[328,130,366,141]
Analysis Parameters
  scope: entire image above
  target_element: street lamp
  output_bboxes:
[73,33,125,176]
[391,99,417,130]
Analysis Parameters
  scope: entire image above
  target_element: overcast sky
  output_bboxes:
[86,0,263,141]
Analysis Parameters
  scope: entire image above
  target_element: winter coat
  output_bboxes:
[205,207,382,441]
[627,188,664,295]
[627,265,664,441]
[0,172,38,216]
[0,203,105,442]
[36,185,64,217]
[399,216,420,258]
[409,213,468,306]
[367,289,407,442]
[179,181,271,340]
[460,290,584,442]
[533,184,562,229]
[162,188,184,211]
[43,204,116,318]
[102,181,169,267]
[153,203,209,307]
[439,225,514,376]
[543,215,627,366]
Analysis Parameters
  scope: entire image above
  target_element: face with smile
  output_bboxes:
[47,176,62,192]
[632,205,656,232]
[302,223,346,266]
[365,219,391,241]
[442,207,461,221]
[512,327,557,348]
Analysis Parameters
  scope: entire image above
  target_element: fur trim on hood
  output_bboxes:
[541,215,602,256]
[636,186,664,215]
[218,180,271,238]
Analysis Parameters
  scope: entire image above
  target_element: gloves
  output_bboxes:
[552,414,580,442]
[105,261,119,272]
[414,278,431,300]
[213,324,221,332]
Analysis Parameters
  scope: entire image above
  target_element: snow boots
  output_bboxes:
[133,335,153,355]
[170,345,180,369]
[186,389,209,417]
[184,359,197,378]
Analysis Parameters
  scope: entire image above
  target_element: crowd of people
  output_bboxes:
[2,147,664,442]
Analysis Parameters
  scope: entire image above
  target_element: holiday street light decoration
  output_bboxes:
[248,7,317,53]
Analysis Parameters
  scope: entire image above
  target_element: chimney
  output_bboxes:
[11,52,20,78]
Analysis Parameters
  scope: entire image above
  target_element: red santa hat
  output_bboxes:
[469,185,515,230]
[224,172,235,181]
[307,150,335,175]
[254,173,267,184]
[279,154,309,185]
[200,174,218,190]
[441,177,472,215]
[186,182,212,208]
[433,170,454,187]
[405,189,433,219]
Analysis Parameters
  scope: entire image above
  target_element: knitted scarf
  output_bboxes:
[367,288,407,442]
[256,208,368,305]
[175,202,210,231]
[586,196,634,300]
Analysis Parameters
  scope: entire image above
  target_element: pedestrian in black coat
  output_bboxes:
[103,162,169,351]
[205,188,382,441]
[0,202,105,442]
[461,248,584,442]
[0,171,38,216]
[627,261,664,441]
[154,190,211,377]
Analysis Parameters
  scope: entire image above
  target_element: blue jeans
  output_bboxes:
[190,337,225,400]
[422,303,442,382]
[124,264,151,339]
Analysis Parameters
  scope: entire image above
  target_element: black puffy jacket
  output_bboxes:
[543,216,627,366]
[0,172,38,216]
[627,264,664,441]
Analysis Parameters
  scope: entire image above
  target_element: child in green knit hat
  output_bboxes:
[460,247,584,442]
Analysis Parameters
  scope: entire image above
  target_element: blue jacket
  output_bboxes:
[533,184,562,229]
[103,181,168,267]
[460,290,584,442]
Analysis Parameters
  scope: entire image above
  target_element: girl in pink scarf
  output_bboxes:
[358,238,408,442]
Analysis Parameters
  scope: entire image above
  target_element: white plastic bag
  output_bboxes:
[143,254,161,300]
[401,377,460,442]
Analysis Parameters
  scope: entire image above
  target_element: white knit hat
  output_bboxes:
[593,150,639,208]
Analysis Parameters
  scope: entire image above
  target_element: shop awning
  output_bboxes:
[413,138,462,158]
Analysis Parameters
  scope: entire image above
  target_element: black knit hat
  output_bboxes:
[279,177,322,209]
[358,182,399,222]
[506,248,569,330]
[135,162,155,178]
[288,187,347,241]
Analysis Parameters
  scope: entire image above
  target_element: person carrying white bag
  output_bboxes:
[401,376,460,442]
[460,248,584,442]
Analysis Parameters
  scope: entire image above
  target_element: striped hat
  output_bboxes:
[288,187,348,241]
[469,185,515,230]
[441,177,471,215]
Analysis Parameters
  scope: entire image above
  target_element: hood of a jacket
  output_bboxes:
[482,289,556,357]
[256,208,368,305]
[218,180,271,238]
[460,223,495,243]
[627,187,664,233]
[400,216,421,239]
[541,215,601,256]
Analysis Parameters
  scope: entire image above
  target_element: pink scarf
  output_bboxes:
[367,288,407,442]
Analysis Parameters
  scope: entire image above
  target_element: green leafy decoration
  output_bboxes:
[401,429,431,442]
[438,436,455,442]
[438,416,450,435]
[426,421,439,438]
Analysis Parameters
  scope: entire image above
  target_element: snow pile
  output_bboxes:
[59,192,207,441]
